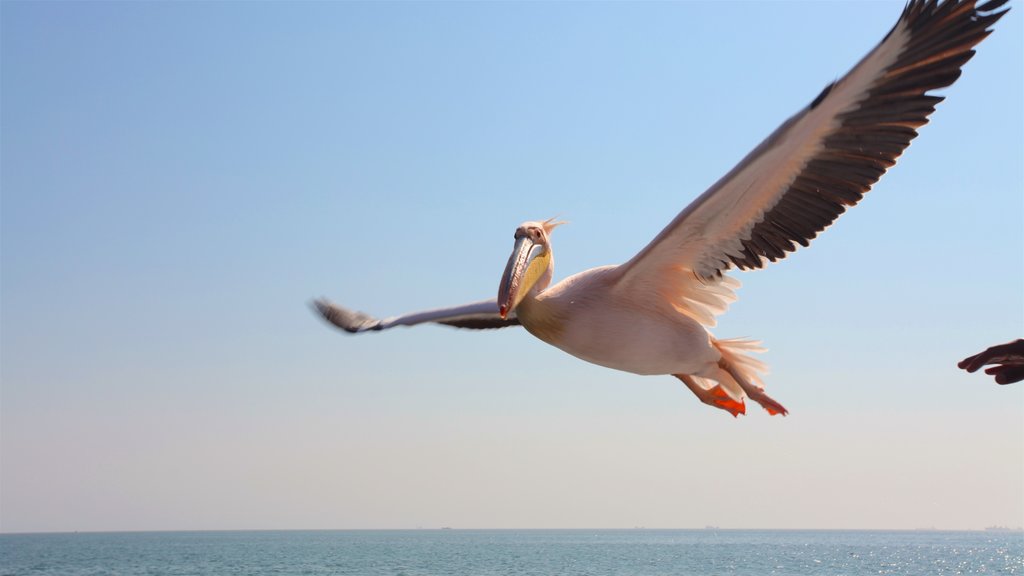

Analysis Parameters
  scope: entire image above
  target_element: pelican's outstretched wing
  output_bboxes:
[313,298,521,333]
[613,0,1008,287]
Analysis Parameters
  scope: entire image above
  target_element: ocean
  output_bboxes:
[1,529,1021,575]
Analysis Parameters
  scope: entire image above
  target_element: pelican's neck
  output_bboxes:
[534,251,554,296]
[516,256,564,344]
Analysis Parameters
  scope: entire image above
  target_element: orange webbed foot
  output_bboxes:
[751,393,788,416]
[707,385,746,417]
[675,374,747,417]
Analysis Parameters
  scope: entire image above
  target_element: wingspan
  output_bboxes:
[613,0,1008,288]
[313,298,521,333]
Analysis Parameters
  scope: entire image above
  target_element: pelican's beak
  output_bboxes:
[498,234,545,319]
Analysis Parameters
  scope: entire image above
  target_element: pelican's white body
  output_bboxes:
[517,266,719,377]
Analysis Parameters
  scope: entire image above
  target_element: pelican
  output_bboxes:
[315,0,1008,416]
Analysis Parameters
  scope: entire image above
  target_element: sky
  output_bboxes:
[1,1,1021,534]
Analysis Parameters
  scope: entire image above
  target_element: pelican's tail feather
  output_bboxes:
[714,338,788,416]
[714,338,768,387]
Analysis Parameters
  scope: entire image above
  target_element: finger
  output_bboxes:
[986,342,1016,355]
[964,342,1024,371]
[996,365,1024,385]
[981,341,1024,361]
[966,354,995,372]
[958,354,979,370]
[962,352,989,371]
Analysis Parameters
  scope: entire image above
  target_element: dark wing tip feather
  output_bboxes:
[312,298,382,333]
[978,0,1010,11]
[714,0,1007,279]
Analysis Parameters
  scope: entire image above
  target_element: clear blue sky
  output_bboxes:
[2,1,1021,533]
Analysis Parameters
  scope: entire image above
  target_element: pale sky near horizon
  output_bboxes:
[2,1,1022,534]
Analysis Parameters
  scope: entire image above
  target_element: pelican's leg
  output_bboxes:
[674,374,746,417]
[718,359,788,416]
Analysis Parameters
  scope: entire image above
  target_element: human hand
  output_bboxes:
[958,339,1024,385]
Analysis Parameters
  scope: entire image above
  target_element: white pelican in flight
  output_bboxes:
[315,0,1008,417]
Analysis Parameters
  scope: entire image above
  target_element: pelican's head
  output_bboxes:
[498,218,565,319]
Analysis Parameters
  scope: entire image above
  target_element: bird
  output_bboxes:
[314,0,1009,417]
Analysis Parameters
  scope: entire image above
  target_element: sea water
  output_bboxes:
[1,529,1022,575]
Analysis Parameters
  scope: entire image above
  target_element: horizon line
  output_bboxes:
[3,526,1022,536]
